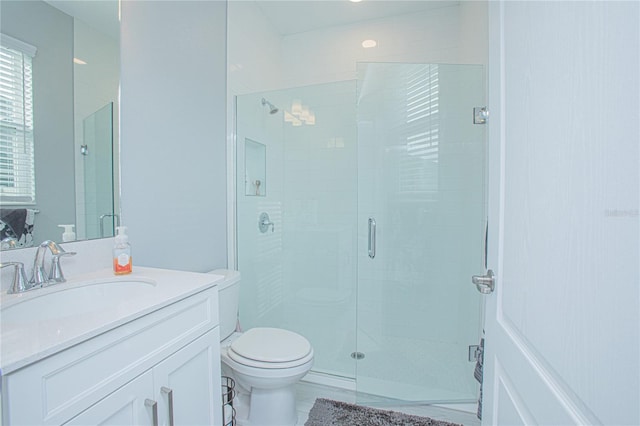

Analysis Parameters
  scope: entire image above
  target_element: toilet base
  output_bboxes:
[234,383,298,426]
[220,330,313,426]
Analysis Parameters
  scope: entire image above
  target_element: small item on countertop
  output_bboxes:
[113,226,132,275]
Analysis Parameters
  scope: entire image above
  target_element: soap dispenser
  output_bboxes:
[58,224,76,242]
[113,226,132,275]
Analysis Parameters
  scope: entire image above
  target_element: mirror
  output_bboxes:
[0,0,119,250]
[244,139,266,197]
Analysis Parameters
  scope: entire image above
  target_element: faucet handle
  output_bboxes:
[49,251,76,283]
[1,262,30,294]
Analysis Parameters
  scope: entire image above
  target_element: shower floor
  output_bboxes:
[304,331,478,404]
[355,332,478,402]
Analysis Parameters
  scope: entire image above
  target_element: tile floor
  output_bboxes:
[295,381,481,426]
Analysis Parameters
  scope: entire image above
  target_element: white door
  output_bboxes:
[482,1,639,425]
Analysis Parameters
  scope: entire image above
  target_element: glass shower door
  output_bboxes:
[82,102,115,239]
[356,63,486,403]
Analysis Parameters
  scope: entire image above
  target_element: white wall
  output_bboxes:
[227,1,283,96]
[120,0,228,271]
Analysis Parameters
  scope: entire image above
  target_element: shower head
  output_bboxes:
[261,98,279,114]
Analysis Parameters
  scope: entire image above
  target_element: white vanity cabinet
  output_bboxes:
[63,370,156,425]
[65,330,218,426]
[2,285,222,426]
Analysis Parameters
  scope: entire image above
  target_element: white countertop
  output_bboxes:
[0,267,222,375]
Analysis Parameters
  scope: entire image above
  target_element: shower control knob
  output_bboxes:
[258,212,275,233]
[472,270,495,294]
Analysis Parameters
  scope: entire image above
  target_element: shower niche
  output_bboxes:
[244,138,266,196]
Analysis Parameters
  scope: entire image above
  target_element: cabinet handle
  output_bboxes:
[145,399,159,426]
[368,218,376,259]
[161,386,175,426]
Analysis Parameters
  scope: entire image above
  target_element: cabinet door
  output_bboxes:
[153,328,222,426]
[64,371,155,426]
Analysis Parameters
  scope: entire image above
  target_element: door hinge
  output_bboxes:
[473,107,489,124]
[468,345,481,362]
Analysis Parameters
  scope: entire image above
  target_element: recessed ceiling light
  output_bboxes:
[350,0,363,3]
[362,39,377,48]
[73,58,87,65]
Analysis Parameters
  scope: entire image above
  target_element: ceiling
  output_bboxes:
[41,1,456,41]
[253,0,457,36]
[43,0,119,40]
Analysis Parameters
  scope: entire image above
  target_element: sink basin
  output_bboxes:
[1,278,157,324]
[0,266,221,375]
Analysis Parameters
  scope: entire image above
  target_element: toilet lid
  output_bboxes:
[229,327,312,363]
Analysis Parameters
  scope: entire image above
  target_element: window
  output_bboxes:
[0,34,36,204]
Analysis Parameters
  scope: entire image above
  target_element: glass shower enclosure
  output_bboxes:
[235,63,486,404]
[80,102,116,240]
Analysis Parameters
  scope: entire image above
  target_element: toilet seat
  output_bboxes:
[228,328,313,369]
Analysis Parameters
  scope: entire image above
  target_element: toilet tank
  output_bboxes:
[208,269,241,341]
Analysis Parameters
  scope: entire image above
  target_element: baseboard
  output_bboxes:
[433,403,477,414]
[302,371,356,391]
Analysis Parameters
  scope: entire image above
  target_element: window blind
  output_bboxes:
[0,34,36,204]
[400,64,440,195]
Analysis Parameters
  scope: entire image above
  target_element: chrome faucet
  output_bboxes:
[30,240,76,286]
[1,241,77,294]
[0,262,29,294]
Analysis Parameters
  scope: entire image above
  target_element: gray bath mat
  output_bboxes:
[304,398,463,426]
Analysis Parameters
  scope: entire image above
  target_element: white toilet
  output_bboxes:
[212,269,314,426]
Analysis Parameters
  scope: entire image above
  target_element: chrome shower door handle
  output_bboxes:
[368,218,376,259]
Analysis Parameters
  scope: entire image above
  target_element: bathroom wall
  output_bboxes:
[226,1,285,266]
[120,0,228,271]
[0,1,76,244]
[227,1,283,96]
